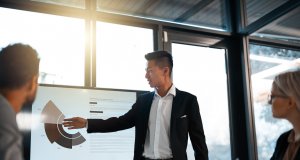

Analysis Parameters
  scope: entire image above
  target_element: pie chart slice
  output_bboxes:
[41,100,86,149]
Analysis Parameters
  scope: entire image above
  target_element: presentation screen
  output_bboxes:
[22,85,141,160]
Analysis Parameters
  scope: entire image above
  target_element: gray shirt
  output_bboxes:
[0,94,24,160]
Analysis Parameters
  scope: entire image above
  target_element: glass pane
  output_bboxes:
[250,44,300,159]
[97,0,228,31]
[252,7,300,44]
[96,22,153,90]
[32,0,85,8]
[0,7,85,86]
[172,43,231,159]
[246,0,288,25]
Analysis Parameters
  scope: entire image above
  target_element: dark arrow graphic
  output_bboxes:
[41,100,86,149]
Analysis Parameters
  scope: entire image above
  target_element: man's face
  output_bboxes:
[145,60,166,88]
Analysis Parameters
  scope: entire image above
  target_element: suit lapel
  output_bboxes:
[170,89,181,135]
[141,92,154,132]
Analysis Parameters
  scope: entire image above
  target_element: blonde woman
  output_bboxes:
[269,70,300,160]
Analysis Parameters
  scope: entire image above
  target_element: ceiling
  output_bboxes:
[29,0,300,44]
[97,0,227,30]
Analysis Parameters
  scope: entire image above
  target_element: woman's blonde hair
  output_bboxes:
[273,69,300,110]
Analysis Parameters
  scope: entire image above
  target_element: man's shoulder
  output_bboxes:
[175,88,196,98]
[0,104,19,135]
[136,88,197,98]
[0,97,16,122]
[137,91,154,99]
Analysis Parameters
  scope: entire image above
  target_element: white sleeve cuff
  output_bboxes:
[85,120,88,129]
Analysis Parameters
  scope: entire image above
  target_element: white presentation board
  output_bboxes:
[29,85,137,160]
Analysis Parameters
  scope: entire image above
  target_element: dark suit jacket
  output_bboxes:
[87,88,208,160]
[271,129,300,160]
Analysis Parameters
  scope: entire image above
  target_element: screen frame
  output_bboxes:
[20,84,149,160]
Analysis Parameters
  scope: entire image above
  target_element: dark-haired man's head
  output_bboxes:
[144,51,173,90]
[145,51,173,77]
[0,43,40,112]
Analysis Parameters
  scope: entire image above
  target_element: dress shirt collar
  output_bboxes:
[154,84,176,98]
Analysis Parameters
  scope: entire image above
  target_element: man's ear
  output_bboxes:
[26,75,38,92]
[164,67,170,76]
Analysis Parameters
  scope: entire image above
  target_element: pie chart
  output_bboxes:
[40,100,86,149]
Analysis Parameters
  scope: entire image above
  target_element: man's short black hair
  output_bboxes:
[0,43,40,89]
[145,51,173,76]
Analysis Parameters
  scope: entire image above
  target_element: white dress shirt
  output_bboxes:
[143,85,176,159]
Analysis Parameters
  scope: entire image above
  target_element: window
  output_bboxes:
[96,21,153,90]
[0,7,85,86]
[172,43,231,159]
[250,44,300,159]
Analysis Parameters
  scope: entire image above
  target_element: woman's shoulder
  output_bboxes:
[278,129,292,139]
[275,129,292,146]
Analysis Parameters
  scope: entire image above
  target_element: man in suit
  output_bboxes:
[63,51,208,160]
[0,43,40,160]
